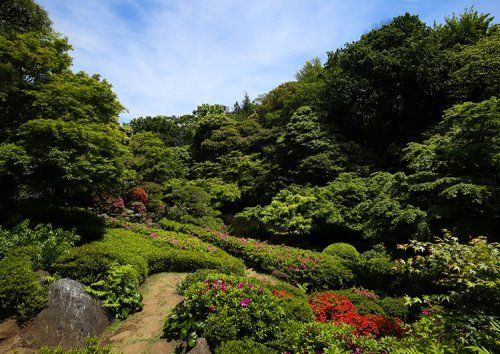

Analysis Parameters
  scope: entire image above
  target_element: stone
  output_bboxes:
[271,269,291,281]
[187,338,211,354]
[21,278,109,349]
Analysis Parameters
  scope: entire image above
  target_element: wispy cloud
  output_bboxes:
[37,0,499,121]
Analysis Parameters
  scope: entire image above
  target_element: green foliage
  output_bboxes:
[216,339,277,354]
[29,71,124,123]
[323,243,359,261]
[164,273,311,349]
[240,172,430,245]
[404,98,499,179]
[237,185,322,235]
[54,227,245,284]
[0,254,47,322]
[353,245,397,292]
[162,178,240,227]
[0,220,79,269]
[14,119,133,201]
[0,0,51,33]
[184,225,354,290]
[396,233,499,312]
[130,132,189,184]
[193,103,225,118]
[128,114,196,146]
[296,57,324,83]
[40,337,111,354]
[86,264,143,319]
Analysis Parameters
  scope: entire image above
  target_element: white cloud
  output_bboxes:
[37,0,499,121]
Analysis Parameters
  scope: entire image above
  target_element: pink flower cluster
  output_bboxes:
[352,289,379,300]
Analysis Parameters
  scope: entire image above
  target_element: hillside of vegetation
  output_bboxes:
[0,1,498,353]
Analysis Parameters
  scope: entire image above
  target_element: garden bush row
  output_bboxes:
[54,228,245,285]
[162,221,354,290]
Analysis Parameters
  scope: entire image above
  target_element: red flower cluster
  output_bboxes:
[128,187,148,204]
[308,292,405,338]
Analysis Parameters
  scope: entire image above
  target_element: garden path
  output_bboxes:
[101,272,187,354]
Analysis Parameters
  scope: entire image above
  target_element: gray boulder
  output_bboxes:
[21,278,108,349]
[187,338,211,354]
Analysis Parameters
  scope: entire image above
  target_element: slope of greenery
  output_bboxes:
[0,1,498,353]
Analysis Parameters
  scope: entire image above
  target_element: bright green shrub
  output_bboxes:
[180,224,354,290]
[54,228,245,285]
[178,269,231,294]
[53,244,133,284]
[164,273,312,349]
[216,339,277,354]
[86,264,143,319]
[158,218,184,232]
[0,254,47,322]
[323,242,359,261]
[397,234,500,313]
[0,220,80,269]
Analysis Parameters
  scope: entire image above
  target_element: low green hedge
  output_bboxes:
[54,228,245,284]
[174,223,353,290]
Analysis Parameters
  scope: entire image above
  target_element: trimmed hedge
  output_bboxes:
[54,228,245,284]
[323,242,359,261]
[175,223,353,290]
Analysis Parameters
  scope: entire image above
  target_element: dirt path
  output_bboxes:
[101,272,187,354]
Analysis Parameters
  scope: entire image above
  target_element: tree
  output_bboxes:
[0,0,51,33]
[29,71,125,123]
[0,29,72,139]
[128,115,196,146]
[446,31,500,103]
[296,57,324,83]
[435,8,493,48]
[275,106,366,185]
[129,132,189,184]
[324,13,451,151]
[14,119,133,201]
[193,103,225,119]
[404,98,499,238]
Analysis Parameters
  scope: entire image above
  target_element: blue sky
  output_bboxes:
[37,0,499,122]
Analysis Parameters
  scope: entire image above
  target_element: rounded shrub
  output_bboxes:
[323,242,359,261]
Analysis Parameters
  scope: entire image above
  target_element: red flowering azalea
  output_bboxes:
[128,187,148,204]
[308,292,405,338]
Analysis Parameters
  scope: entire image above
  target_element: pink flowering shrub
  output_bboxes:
[164,274,311,349]
[122,223,222,255]
[92,193,125,214]
[182,226,354,290]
